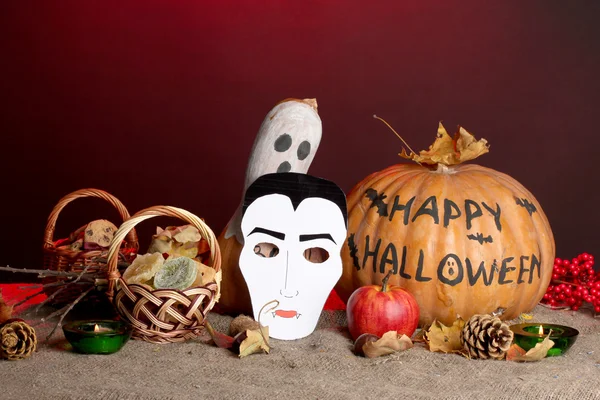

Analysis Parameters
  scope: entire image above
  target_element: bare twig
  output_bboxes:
[14,281,96,308]
[42,285,95,340]
[1,259,131,341]
[13,288,47,307]
[34,264,94,312]
[0,266,99,279]
[18,281,92,290]
[0,261,130,278]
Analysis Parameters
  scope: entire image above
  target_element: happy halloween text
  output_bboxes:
[347,189,542,286]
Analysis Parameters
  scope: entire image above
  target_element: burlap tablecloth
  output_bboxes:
[1,304,599,400]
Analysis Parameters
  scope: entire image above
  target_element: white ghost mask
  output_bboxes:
[225,99,322,244]
[239,173,347,340]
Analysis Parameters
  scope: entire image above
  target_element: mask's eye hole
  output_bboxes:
[303,247,329,263]
[254,243,279,258]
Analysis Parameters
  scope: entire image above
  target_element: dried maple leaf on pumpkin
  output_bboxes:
[362,331,413,358]
[506,334,555,362]
[400,123,489,165]
[424,317,466,354]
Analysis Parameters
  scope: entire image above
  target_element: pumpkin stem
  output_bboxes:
[381,269,394,293]
[435,163,454,174]
[373,115,422,166]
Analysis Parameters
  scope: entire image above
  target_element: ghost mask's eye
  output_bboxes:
[297,140,311,160]
[274,133,292,152]
[254,243,280,258]
[303,247,329,263]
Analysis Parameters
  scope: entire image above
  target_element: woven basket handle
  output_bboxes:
[105,205,222,299]
[43,188,138,248]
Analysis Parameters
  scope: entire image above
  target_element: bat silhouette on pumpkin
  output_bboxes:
[515,197,537,216]
[466,232,494,244]
[365,188,389,217]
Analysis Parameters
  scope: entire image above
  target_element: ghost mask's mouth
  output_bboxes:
[272,310,301,319]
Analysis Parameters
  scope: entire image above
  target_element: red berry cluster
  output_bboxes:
[541,253,599,312]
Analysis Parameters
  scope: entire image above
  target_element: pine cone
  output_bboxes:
[1,320,37,361]
[461,314,513,359]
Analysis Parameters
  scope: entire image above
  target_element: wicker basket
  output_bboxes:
[42,188,139,304]
[106,206,222,344]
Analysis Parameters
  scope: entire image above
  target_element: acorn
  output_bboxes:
[353,333,380,357]
[229,315,260,337]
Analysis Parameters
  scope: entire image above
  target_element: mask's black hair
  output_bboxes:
[242,172,348,227]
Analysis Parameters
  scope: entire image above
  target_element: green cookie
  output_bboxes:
[154,257,198,290]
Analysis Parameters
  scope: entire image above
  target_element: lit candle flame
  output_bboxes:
[94,324,100,333]
[538,325,544,335]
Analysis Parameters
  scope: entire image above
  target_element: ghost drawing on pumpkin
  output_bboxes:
[217,98,322,315]
[239,172,347,340]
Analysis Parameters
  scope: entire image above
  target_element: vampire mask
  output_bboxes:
[239,172,347,340]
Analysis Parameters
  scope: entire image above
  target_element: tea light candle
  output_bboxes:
[510,323,579,357]
[62,320,132,354]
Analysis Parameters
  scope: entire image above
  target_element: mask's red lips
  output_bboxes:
[274,310,298,318]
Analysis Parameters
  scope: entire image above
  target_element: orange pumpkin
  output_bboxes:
[216,230,252,315]
[335,123,555,326]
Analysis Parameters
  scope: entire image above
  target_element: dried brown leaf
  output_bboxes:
[507,334,555,362]
[238,326,270,358]
[424,317,465,353]
[204,320,234,349]
[506,343,527,361]
[362,331,413,358]
[0,290,14,325]
[398,148,414,161]
[455,126,490,162]
[401,123,489,166]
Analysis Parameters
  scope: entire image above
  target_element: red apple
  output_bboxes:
[346,270,420,340]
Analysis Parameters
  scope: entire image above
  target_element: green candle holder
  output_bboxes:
[63,320,132,354]
[510,323,579,357]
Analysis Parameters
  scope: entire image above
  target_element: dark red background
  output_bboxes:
[1,1,599,282]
